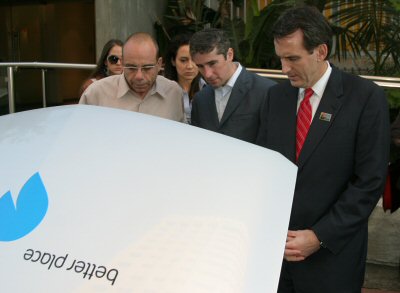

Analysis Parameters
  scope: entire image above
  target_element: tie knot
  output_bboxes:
[304,88,314,102]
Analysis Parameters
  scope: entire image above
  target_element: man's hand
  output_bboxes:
[284,229,320,262]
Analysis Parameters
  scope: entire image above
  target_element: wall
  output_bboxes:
[95,0,167,59]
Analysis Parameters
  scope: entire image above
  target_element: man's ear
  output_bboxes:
[171,58,176,67]
[316,44,328,61]
[226,48,234,61]
[156,57,163,73]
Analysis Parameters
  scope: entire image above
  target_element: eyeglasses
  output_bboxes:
[107,55,121,65]
[123,64,157,74]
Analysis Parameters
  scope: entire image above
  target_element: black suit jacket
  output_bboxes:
[191,68,276,143]
[257,67,390,292]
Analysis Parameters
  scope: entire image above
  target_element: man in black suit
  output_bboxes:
[189,28,276,143]
[256,6,390,293]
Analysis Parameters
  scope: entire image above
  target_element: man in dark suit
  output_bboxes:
[189,28,276,143]
[256,6,390,293]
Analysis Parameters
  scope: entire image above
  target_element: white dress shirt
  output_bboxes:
[215,63,242,121]
[297,62,332,121]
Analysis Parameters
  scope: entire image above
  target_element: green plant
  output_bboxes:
[390,0,400,10]
[243,0,295,68]
[326,0,400,75]
[154,0,219,55]
[156,0,400,75]
[155,0,255,63]
[237,0,333,68]
[386,88,400,110]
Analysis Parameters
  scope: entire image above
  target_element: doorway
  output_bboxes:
[0,0,95,113]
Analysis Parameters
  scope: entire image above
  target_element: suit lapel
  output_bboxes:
[281,85,298,163]
[204,87,220,128]
[297,67,344,168]
[219,69,249,127]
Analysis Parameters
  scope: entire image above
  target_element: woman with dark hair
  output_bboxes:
[80,39,123,95]
[164,33,202,124]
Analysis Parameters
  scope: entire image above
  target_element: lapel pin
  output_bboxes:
[319,112,332,122]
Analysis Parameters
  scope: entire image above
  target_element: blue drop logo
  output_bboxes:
[0,172,48,242]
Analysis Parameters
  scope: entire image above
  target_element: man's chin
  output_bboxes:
[133,85,149,93]
[289,79,303,88]
[208,81,221,88]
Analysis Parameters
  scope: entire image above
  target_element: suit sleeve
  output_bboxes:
[312,85,390,254]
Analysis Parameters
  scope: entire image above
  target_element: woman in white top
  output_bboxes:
[164,33,203,124]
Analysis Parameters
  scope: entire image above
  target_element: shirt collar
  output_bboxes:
[117,74,131,99]
[300,61,332,99]
[149,76,166,99]
[216,62,242,96]
[226,62,242,88]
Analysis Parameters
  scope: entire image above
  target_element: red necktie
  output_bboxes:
[296,88,314,161]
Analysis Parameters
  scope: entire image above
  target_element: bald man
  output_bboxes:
[80,32,184,122]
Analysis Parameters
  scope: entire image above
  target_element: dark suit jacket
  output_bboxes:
[257,67,390,292]
[191,67,276,143]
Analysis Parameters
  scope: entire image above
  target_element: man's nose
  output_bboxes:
[202,66,213,78]
[281,60,291,75]
[135,68,144,79]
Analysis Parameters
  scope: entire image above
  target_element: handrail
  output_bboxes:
[1,62,399,114]
[0,62,96,113]
[0,62,96,70]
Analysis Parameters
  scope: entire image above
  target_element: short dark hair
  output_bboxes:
[189,28,231,58]
[272,6,333,59]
